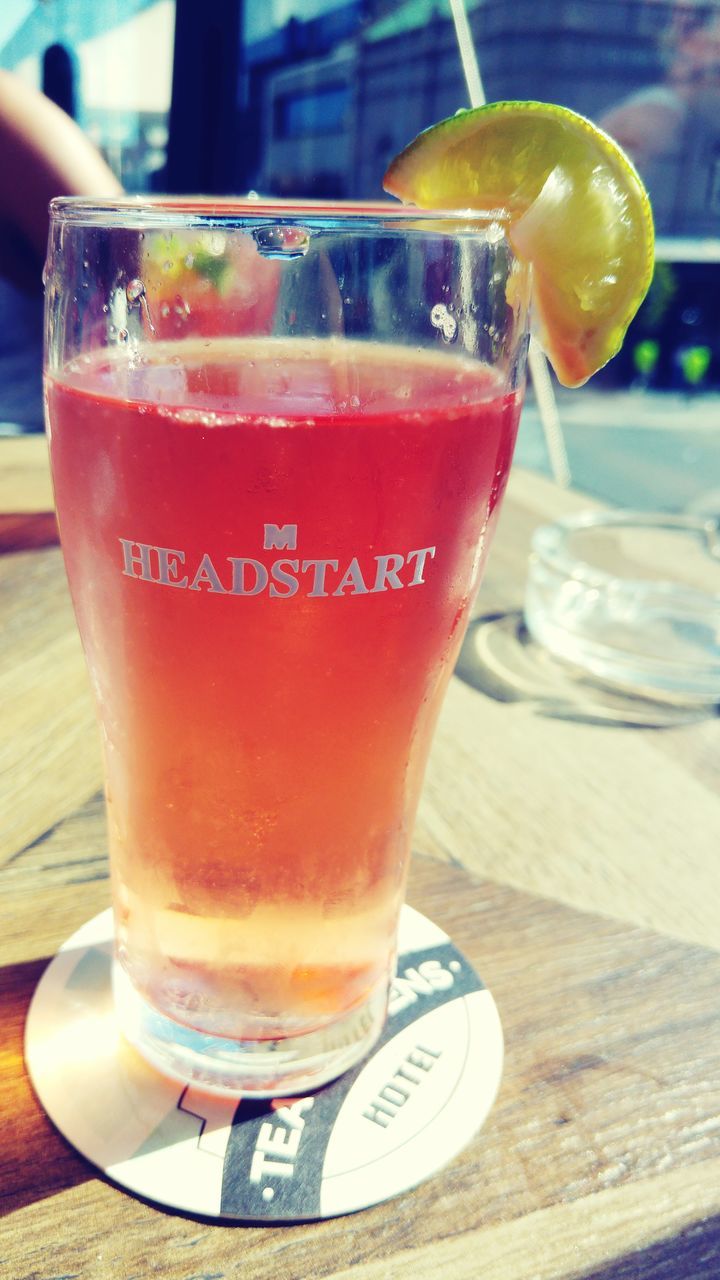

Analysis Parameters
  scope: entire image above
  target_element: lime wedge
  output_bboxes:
[383,101,654,387]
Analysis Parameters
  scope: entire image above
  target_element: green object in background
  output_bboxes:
[640,262,677,329]
[633,339,659,378]
[679,345,712,387]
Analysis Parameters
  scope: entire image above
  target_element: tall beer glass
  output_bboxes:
[45,200,531,1095]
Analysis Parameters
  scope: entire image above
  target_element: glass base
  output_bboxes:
[112,961,389,1097]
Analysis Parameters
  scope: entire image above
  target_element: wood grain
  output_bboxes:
[416,467,720,951]
[2,491,720,951]
[328,1164,720,1280]
[2,438,719,1278]
[0,436,58,547]
[0,546,101,867]
[0,511,58,551]
[0,435,54,514]
[2,849,719,1279]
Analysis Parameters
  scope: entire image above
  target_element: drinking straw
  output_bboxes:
[449,0,572,488]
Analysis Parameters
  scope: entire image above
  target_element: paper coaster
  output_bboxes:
[25,905,503,1220]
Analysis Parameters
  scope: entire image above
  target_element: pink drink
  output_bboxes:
[47,337,521,1044]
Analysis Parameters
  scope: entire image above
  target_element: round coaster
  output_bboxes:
[25,905,503,1220]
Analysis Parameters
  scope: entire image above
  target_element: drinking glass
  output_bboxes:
[44,199,531,1094]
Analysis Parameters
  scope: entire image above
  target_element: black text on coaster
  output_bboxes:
[25,905,503,1220]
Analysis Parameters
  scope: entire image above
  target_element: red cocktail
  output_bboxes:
[44,201,530,1093]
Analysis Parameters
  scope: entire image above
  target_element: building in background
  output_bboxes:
[253,0,720,236]
[242,0,368,197]
[0,1,717,431]
[248,0,720,394]
[1,0,719,231]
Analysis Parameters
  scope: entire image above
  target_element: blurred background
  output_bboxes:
[1,0,719,511]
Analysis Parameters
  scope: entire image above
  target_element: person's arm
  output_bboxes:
[0,70,122,288]
[600,93,685,166]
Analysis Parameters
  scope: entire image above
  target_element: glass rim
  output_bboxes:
[531,510,720,596]
[48,194,511,233]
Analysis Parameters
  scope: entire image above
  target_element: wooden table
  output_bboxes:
[2,435,720,1279]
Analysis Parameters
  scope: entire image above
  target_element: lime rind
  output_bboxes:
[383,100,655,387]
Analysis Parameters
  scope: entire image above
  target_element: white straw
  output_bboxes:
[526,341,572,487]
[449,0,486,106]
[448,0,572,488]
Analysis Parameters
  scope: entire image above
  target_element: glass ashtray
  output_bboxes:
[524,511,720,704]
